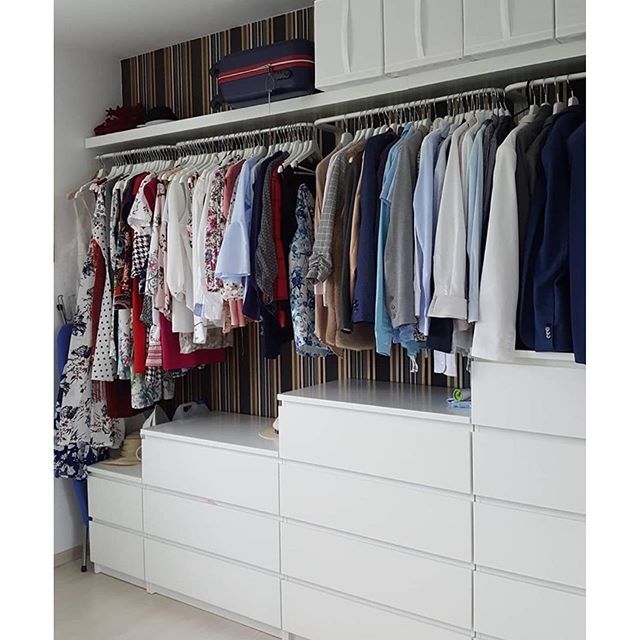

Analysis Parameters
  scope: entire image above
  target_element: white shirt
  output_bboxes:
[165,177,194,333]
[471,124,525,361]
[429,121,469,320]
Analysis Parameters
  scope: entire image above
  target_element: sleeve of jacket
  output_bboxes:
[532,114,583,353]
[428,129,468,320]
[471,132,520,361]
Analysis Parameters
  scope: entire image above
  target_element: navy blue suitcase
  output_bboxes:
[211,39,315,110]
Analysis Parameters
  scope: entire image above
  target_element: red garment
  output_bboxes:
[104,380,140,419]
[223,160,245,220]
[159,314,227,370]
[131,277,147,374]
[90,240,105,350]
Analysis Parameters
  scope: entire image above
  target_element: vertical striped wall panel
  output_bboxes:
[122,6,470,417]
[121,6,315,118]
[163,324,470,419]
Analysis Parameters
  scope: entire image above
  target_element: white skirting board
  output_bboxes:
[93,564,146,590]
[146,584,282,638]
[54,545,82,568]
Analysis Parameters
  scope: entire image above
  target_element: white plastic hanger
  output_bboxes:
[528,82,540,117]
[567,79,580,106]
[552,80,566,115]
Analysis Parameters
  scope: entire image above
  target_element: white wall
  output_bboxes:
[54,45,121,555]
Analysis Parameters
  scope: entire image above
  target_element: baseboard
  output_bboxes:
[54,545,82,568]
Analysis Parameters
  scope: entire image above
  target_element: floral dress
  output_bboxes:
[288,184,332,357]
[54,195,125,480]
[204,167,227,294]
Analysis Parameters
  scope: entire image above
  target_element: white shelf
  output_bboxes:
[143,411,278,456]
[86,40,584,152]
[279,380,470,424]
[88,461,142,483]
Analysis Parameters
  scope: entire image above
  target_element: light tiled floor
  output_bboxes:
[54,561,274,640]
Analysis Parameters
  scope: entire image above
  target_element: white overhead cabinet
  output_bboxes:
[314,0,384,89]
[383,0,463,76]
[463,0,555,58]
[555,0,586,41]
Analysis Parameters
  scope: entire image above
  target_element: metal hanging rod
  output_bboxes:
[95,120,342,163]
[176,121,319,147]
[313,87,507,126]
[96,144,177,163]
[504,72,586,95]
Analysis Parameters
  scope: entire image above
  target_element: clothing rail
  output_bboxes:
[504,72,586,94]
[96,145,177,163]
[95,120,342,163]
[313,87,507,126]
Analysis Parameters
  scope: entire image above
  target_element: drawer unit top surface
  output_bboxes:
[88,461,142,484]
[142,411,278,457]
[278,380,470,424]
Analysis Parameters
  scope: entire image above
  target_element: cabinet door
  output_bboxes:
[314,0,384,89]
[556,0,586,41]
[384,0,463,76]
[463,0,555,58]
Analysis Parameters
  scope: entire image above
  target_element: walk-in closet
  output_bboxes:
[40,1,615,639]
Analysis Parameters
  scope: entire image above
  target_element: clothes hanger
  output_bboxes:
[527,81,540,117]
[567,78,580,106]
[364,110,375,139]
[541,80,551,107]
[552,79,566,115]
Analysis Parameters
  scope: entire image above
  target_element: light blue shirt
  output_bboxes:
[375,125,422,358]
[413,124,449,335]
[466,123,488,323]
[375,128,410,356]
[215,156,260,281]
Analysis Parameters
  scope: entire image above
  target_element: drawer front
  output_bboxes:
[384,0,463,75]
[89,521,144,581]
[279,402,470,492]
[142,437,278,513]
[143,489,279,572]
[474,571,585,640]
[145,539,281,628]
[555,0,586,40]
[282,522,472,628]
[88,476,142,531]
[463,0,555,57]
[474,428,585,513]
[475,502,585,588]
[281,462,471,561]
[282,581,470,640]
[314,0,384,89]
[471,360,585,438]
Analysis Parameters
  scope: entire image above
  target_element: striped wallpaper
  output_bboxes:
[121,6,315,118]
[122,5,470,418]
[163,324,469,419]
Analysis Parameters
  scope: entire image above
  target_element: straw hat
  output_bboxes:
[258,417,279,441]
[104,432,142,466]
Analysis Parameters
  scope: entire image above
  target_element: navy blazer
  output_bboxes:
[568,123,586,364]
[531,105,585,353]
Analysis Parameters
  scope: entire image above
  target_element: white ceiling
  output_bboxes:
[55,0,312,59]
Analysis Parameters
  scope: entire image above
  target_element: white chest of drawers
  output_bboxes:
[278,380,474,640]
[87,368,585,640]
[471,356,586,640]
[141,413,282,636]
[87,463,145,587]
